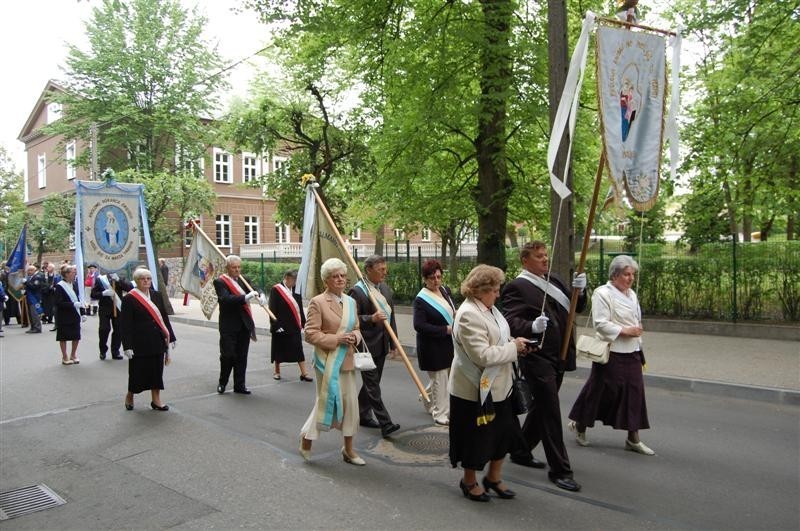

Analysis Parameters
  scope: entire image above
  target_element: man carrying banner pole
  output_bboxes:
[297,175,429,403]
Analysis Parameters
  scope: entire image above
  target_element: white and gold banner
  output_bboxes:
[597,25,667,211]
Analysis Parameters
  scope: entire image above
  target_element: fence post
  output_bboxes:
[406,240,410,262]
[354,247,358,263]
[260,253,265,291]
[731,236,738,322]
[417,246,422,291]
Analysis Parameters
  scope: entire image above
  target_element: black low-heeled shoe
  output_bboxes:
[125,402,133,411]
[482,477,516,499]
[300,374,313,382]
[150,402,169,411]
[459,480,490,502]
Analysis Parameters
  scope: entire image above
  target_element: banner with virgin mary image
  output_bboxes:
[596,25,667,211]
[74,179,158,290]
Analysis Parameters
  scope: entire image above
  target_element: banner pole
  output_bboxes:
[560,151,605,361]
[307,184,430,402]
[189,220,277,322]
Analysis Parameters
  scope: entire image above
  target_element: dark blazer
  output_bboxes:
[500,272,586,371]
[91,276,134,316]
[269,284,306,333]
[120,290,176,358]
[412,286,455,372]
[348,281,397,358]
[214,276,255,335]
[54,284,81,329]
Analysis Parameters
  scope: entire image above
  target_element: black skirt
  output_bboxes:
[128,355,165,393]
[568,350,650,431]
[449,395,515,470]
[270,331,305,363]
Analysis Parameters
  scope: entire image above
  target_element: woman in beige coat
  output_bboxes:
[449,265,529,502]
[299,258,365,465]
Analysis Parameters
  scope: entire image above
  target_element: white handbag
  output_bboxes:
[576,334,611,364]
[353,341,377,371]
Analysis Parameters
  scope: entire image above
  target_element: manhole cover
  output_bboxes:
[0,484,66,520]
[369,425,450,465]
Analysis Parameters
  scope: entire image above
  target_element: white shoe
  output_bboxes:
[341,448,366,466]
[625,439,655,455]
[434,417,449,426]
[568,421,589,447]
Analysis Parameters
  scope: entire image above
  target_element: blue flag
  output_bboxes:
[5,224,27,300]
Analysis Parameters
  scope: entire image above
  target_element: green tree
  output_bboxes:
[0,146,25,256]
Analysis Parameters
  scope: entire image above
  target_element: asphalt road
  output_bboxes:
[1,318,798,529]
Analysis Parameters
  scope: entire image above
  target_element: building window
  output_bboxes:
[242,153,259,183]
[46,102,62,124]
[184,225,193,247]
[175,145,204,176]
[351,227,361,241]
[275,222,290,243]
[244,216,260,245]
[216,215,231,247]
[213,148,232,183]
[65,141,77,180]
[421,227,431,242]
[272,156,288,173]
[37,154,47,188]
[465,229,478,243]
[69,232,76,250]
[393,228,406,240]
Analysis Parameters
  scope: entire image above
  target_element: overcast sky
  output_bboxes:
[0,0,271,173]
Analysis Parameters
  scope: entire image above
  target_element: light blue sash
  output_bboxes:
[416,288,454,325]
[355,280,392,321]
[314,295,357,431]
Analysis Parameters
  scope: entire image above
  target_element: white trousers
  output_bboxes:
[427,369,450,424]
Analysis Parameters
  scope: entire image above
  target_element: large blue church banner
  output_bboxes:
[74,180,158,291]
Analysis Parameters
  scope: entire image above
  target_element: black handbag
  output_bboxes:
[509,362,533,415]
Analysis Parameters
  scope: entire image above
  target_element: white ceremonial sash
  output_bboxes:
[416,288,454,325]
[58,280,82,318]
[355,280,392,322]
[98,275,122,311]
[518,271,571,312]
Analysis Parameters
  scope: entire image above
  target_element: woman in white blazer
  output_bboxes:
[449,265,529,502]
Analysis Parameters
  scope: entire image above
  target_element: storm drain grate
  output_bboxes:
[0,484,66,520]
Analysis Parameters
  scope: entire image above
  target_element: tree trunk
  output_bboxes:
[722,179,738,241]
[547,0,575,278]
[474,0,514,271]
[742,214,752,242]
[373,224,385,256]
[788,213,796,240]
[506,224,519,248]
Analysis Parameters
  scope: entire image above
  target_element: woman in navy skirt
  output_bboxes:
[568,255,654,455]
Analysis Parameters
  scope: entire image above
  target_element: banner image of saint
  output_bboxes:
[180,228,226,319]
[597,25,667,211]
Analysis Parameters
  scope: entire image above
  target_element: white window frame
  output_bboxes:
[242,152,260,183]
[351,227,361,241]
[272,155,288,173]
[37,154,47,188]
[65,141,77,180]
[184,226,193,248]
[213,148,232,183]
[421,227,431,242]
[275,222,291,244]
[175,145,205,176]
[46,102,62,124]
[216,214,231,247]
[69,232,76,250]
[244,215,260,245]
[393,228,406,240]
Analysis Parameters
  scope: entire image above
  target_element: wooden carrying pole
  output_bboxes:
[560,151,606,361]
[189,220,277,322]
[308,184,430,402]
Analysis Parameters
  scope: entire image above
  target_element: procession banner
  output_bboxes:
[5,224,27,301]
[296,183,357,300]
[180,228,226,319]
[74,180,158,291]
[597,25,667,211]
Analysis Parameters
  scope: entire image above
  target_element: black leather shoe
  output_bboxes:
[150,402,169,411]
[550,476,581,492]
[217,384,226,394]
[233,388,252,395]
[111,352,123,360]
[124,402,133,411]
[381,423,400,438]
[100,352,106,360]
[510,454,546,469]
[482,477,516,499]
[459,480,490,502]
[359,418,380,429]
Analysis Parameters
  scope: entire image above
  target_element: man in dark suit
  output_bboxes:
[500,241,587,492]
[348,255,400,438]
[214,255,259,395]
[92,271,134,360]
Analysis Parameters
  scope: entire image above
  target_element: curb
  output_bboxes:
[170,315,800,407]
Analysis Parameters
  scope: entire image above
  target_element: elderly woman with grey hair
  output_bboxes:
[299,258,365,465]
[567,255,654,455]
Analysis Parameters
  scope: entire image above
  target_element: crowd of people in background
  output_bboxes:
[1,246,653,502]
